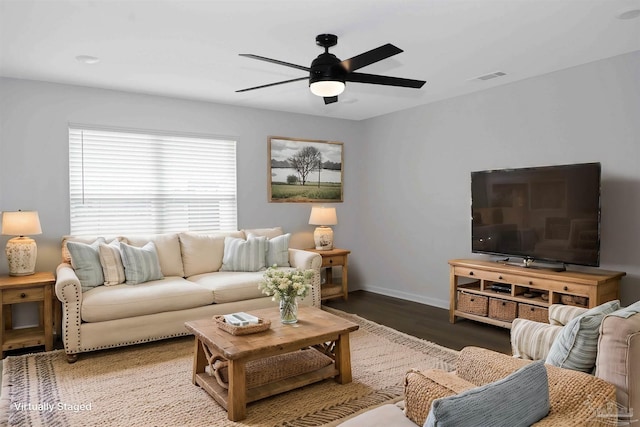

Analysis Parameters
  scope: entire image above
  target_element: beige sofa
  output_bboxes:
[339,302,640,426]
[55,227,322,362]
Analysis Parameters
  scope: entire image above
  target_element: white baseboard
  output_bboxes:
[352,285,449,310]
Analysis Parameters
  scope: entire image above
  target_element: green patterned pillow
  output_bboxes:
[220,236,267,272]
[425,361,549,427]
[545,300,620,372]
[67,238,106,292]
[119,241,164,285]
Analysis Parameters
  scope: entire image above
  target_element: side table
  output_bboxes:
[306,248,351,301]
[0,272,57,357]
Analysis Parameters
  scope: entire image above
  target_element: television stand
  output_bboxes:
[449,258,625,329]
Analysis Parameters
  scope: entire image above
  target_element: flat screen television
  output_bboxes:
[471,162,601,267]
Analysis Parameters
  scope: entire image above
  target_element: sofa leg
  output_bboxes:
[66,354,79,364]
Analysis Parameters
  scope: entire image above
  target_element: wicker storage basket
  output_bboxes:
[206,347,333,390]
[457,292,488,316]
[213,315,271,335]
[488,298,517,322]
[518,303,549,323]
[560,294,588,308]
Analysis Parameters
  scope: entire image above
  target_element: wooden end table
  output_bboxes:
[0,272,58,357]
[185,306,359,421]
[306,248,351,301]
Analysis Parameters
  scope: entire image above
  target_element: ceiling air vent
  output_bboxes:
[473,71,507,81]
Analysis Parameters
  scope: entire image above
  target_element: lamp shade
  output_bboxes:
[309,80,345,97]
[309,207,337,226]
[1,211,42,236]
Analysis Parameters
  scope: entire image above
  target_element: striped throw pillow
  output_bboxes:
[98,240,126,286]
[67,238,106,292]
[220,236,267,272]
[545,300,620,372]
[120,241,164,285]
[511,319,563,360]
[248,232,291,267]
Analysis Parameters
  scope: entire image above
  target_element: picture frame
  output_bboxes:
[268,136,344,203]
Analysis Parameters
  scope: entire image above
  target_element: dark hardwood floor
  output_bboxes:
[325,290,512,354]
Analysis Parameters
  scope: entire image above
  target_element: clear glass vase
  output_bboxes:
[279,295,298,324]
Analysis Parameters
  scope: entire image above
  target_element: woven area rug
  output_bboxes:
[0,308,458,426]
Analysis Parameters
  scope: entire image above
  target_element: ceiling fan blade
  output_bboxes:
[340,43,403,72]
[236,76,308,93]
[345,72,426,88]
[324,96,338,105]
[239,54,310,72]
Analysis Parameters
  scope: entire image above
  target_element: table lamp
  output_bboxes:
[309,206,337,250]
[2,210,42,276]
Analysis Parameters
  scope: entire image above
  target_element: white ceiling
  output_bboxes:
[1,0,639,121]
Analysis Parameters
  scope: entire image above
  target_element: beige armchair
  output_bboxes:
[339,302,639,427]
[338,346,617,426]
[511,303,640,423]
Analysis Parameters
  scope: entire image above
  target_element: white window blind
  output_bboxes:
[69,127,237,235]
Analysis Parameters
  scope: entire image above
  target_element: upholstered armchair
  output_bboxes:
[339,301,639,427]
[511,302,640,423]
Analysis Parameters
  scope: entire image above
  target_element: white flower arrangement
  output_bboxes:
[259,266,314,301]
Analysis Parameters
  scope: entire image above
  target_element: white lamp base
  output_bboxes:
[314,226,334,251]
[5,236,37,276]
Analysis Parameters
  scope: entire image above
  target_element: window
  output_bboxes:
[69,126,237,235]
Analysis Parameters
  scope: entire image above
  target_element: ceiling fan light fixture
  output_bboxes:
[309,80,345,97]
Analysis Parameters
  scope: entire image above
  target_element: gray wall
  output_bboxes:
[1,50,638,329]
[355,50,640,307]
[0,78,363,325]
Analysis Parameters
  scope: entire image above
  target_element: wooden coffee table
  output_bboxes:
[185,306,359,421]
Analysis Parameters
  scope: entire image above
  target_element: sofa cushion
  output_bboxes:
[67,238,106,292]
[248,232,291,267]
[187,271,269,303]
[425,360,549,427]
[120,241,164,285]
[404,369,475,426]
[98,240,126,286]
[124,233,184,277]
[179,231,244,277]
[546,300,620,372]
[595,301,640,415]
[241,226,284,239]
[220,236,267,272]
[80,277,214,322]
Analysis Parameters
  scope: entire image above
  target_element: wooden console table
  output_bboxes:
[449,259,625,329]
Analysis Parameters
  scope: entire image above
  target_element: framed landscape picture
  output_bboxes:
[268,136,344,203]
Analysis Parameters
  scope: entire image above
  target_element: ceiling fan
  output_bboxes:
[236,34,426,104]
